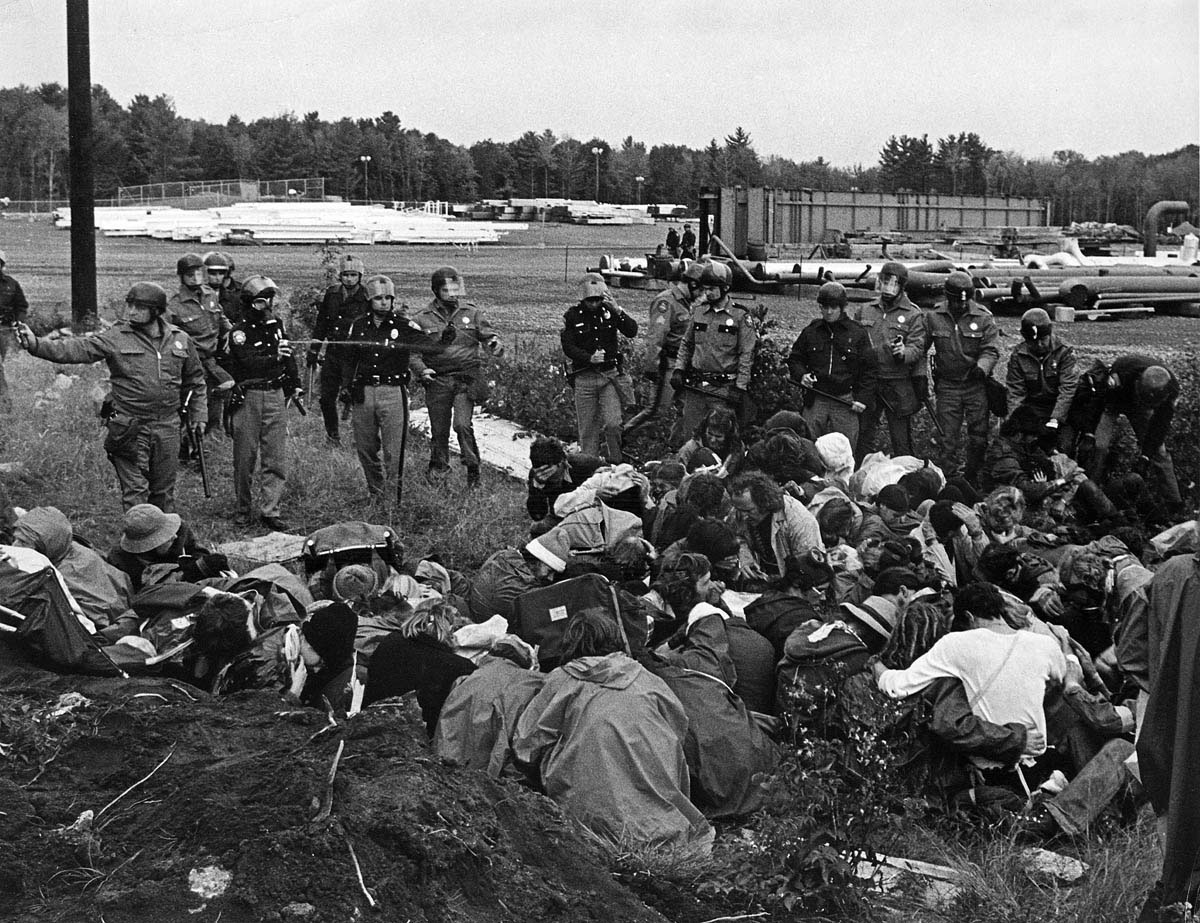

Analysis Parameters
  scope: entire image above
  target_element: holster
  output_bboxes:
[103,413,143,460]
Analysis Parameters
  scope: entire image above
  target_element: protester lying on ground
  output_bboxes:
[107,504,226,591]
[432,634,544,779]
[192,590,305,696]
[468,542,558,623]
[12,506,137,639]
[363,604,476,736]
[512,609,714,853]
[299,602,363,712]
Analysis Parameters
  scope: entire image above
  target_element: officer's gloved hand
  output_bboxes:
[439,325,457,345]
[338,387,353,405]
[306,352,321,368]
[670,370,685,392]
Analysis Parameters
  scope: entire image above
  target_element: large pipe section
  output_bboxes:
[1144,201,1190,257]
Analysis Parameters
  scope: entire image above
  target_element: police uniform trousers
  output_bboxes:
[231,387,288,518]
[424,375,480,473]
[935,378,989,482]
[857,377,917,462]
[318,350,349,440]
[108,416,181,513]
[804,394,860,452]
[678,385,736,445]
[1091,406,1182,506]
[573,369,623,462]
[0,328,16,411]
[352,384,408,497]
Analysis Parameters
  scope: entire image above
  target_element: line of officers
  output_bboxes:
[614,259,1182,510]
[15,253,501,526]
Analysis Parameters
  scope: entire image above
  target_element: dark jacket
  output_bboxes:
[166,285,229,363]
[341,311,448,390]
[0,271,29,324]
[560,301,638,377]
[1007,337,1079,421]
[309,283,369,360]
[854,296,927,381]
[409,298,498,378]
[363,633,477,735]
[922,300,999,383]
[106,522,210,591]
[787,315,877,403]
[526,453,605,521]
[1072,354,1179,457]
[226,313,300,391]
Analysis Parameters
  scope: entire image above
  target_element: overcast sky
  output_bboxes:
[2,0,1197,166]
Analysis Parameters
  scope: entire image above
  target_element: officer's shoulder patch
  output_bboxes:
[231,330,246,346]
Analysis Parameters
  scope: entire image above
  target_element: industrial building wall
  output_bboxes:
[716,186,1047,256]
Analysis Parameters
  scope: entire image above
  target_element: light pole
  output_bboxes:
[359,155,371,203]
[591,147,602,202]
[635,175,644,205]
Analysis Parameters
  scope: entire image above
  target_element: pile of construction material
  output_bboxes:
[52,202,527,246]
[469,198,681,225]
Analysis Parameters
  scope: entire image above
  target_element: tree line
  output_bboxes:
[0,82,1194,229]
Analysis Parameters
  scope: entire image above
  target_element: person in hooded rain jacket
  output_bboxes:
[512,609,713,852]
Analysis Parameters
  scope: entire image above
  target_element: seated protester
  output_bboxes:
[526,436,604,525]
[816,498,865,598]
[744,551,837,660]
[642,459,686,540]
[107,504,226,591]
[570,534,657,597]
[467,541,558,623]
[875,582,1067,783]
[979,486,1058,549]
[512,609,714,853]
[776,568,912,734]
[651,473,728,550]
[910,499,989,588]
[975,542,1066,626]
[814,432,855,492]
[728,471,824,586]
[738,421,825,488]
[0,482,16,543]
[856,484,923,546]
[363,604,477,736]
[299,602,363,712]
[331,563,381,609]
[433,634,545,779]
[847,537,928,605]
[12,506,137,639]
[1104,472,1170,533]
[676,405,745,475]
[531,493,645,573]
[1053,546,1122,659]
[897,466,943,509]
[654,552,737,680]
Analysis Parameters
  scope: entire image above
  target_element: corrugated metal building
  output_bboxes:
[709,186,1048,256]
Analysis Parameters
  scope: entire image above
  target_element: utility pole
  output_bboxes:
[591,147,602,202]
[67,0,97,331]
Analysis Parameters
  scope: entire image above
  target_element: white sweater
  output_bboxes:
[877,627,1067,759]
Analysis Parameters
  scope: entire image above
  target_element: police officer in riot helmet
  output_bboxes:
[1006,307,1078,452]
[308,255,370,446]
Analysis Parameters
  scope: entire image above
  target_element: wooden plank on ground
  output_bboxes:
[409,408,535,481]
[218,531,308,574]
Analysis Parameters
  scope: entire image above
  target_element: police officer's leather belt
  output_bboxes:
[690,373,732,387]
[243,376,287,391]
[357,374,407,387]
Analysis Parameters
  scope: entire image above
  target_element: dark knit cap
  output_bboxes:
[877,484,911,513]
[302,603,358,664]
[530,436,566,469]
[686,519,740,561]
[929,500,964,537]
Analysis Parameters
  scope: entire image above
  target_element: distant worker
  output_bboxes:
[922,271,999,485]
[223,276,302,531]
[1067,354,1183,513]
[203,251,242,323]
[1005,307,1078,451]
[680,224,697,260]
[561,273,638,462]
[645,260,705,444]
[410,266,504,489]
[166,252,232,439]
[340,275,455,500]
[670,262,757,439]
[787,281,875,452]
[854,262,927,460]
[0,248,29,412]
[666,225,681,258]
[15,283,206,512]
[307,255,370,446]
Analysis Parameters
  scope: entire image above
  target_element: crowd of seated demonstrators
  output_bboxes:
[1,394,1195,907]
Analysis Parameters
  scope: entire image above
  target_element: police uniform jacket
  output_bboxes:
[922,301,999,383]
[1094,354,1179,457]
[1006,336,1079,421]
[0,271,28,325]
[309,284,370,360]
[674,297,756,390]
[215,279,244,325]
[645,283,694,373]
[226,313,300,392]
[560,301,638,377]
[341,310,449,388]
[786,315,877,403]
[409,298,497,378]
[28,319,206,423]
[166,285,229,362]
[855,296,926,381]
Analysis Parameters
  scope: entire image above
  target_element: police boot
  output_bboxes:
[466,467,481,489]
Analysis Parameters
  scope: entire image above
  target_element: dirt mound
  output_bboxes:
[0,667,668,923]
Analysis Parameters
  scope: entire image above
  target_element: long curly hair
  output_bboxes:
[652,551,711,614]
[878,597,952,669]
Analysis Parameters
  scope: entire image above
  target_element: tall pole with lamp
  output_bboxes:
[591,147,602,202]
[359,155,372,203]
[635,175,644,205]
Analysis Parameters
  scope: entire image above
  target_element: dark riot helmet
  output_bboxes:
[1020,308,1052,343]
[944,271,974,305]
[125,282,168,314]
